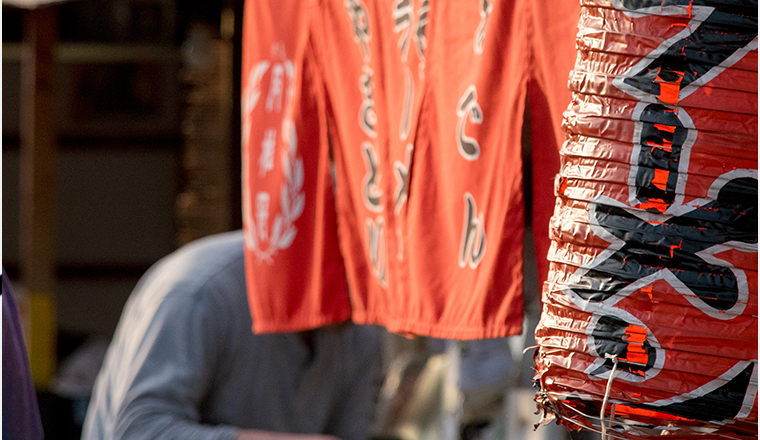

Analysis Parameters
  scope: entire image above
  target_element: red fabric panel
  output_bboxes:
[241,0,351,332]
[242,0,579,339]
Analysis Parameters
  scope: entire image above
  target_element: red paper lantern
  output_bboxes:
[534,1,758,438]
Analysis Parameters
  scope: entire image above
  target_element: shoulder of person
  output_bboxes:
[121,231,247,326]
[147,231,245,297]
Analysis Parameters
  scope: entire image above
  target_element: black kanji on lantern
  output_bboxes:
[573,176,757,311]
[613,0,758,208]
[618,0,758,96]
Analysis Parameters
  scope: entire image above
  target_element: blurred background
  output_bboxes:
[1,2,596,439]
[3,0,241,435]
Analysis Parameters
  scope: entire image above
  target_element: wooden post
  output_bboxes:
[19,4,59,389]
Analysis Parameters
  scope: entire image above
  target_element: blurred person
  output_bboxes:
[82,231,381,440]
[3,267,45,440]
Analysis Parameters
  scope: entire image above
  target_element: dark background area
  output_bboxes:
[3,0,243,335]
[2,1,242,437]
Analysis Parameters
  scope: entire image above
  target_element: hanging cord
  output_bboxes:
[600,354,619,440]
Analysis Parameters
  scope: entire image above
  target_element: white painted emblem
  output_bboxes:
[242,46,305,265]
